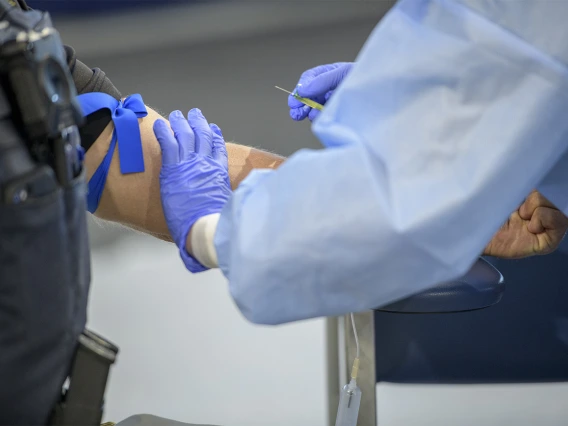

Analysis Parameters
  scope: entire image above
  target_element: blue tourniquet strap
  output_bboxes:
[78,93,148,213]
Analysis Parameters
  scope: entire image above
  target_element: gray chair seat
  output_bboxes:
[116,414,218,426]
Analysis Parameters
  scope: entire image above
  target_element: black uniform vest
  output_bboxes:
[0,4,91,423]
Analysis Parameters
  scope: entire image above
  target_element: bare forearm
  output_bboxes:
[225,142,283,190]
[84,106,285,238]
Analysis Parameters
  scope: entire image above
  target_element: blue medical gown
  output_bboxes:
[214,0,568,325]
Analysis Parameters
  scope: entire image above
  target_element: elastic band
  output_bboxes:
[77,93,148,213]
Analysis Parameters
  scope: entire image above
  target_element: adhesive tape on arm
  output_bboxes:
[190,213,221,269]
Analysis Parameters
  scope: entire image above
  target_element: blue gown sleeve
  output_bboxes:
[214,0,568,325]
[537,152,568,216]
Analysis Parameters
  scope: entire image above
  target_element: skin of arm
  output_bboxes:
[84,106,285,241]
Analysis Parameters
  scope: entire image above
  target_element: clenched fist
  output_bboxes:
[484,190,568,259]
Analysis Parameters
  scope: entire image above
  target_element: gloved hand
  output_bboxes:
[289,62,353,122]
[153,109,231,272]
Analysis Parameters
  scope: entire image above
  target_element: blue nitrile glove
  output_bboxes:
[153,108,231,272]
[289,62,354,122]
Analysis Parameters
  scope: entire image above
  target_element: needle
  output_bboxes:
[274,86,324,111]
[274,86,295,96]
